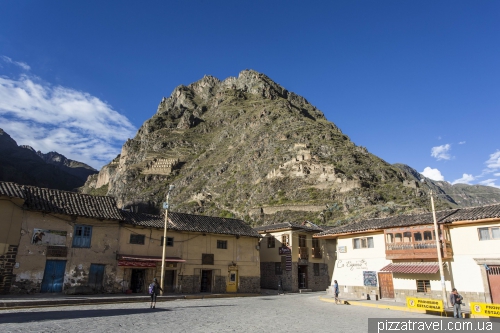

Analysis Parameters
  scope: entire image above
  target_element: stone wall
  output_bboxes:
[213,275,226,293]
[0,245,18,294]
[261,262,330,292]
[306,263,330,292]
[178,275,199,293]
[239,276,260,293]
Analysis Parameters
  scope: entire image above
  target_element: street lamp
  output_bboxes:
[160,184,175,296]
[421,180,448,307]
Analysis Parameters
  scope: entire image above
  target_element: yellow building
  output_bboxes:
[315,204,500,304]
[0,181,261,294]
[255,222,336,292]
[119,211,261,294]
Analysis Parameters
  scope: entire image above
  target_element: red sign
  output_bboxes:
[279,247,291,255]
[117,260,157,267]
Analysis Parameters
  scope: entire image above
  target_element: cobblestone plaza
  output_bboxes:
[0,293,429,333]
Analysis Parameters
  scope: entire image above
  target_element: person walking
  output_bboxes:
[449,288,463,318]
[278,276,284,295]
[333,280,340,304]
[149,278,163,309]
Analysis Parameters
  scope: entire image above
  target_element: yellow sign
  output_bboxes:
[470,302,500,317]
[406,297,444,311]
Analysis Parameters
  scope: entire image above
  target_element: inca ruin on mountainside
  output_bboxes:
[28,69,499,226]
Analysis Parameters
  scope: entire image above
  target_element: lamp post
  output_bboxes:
[429,189,448,308]
[160,184,174,296]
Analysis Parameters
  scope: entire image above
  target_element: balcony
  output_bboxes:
[298,247,309,260]
[385,240,452,260]
[311,247,322,259]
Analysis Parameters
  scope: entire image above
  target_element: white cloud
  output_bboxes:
[479,179,500,189]
[459,141,466,145]
[486,150,500,170]
[0,74,136,169]
[1,55,30,71]
[431,144,451,160]
[495,173,500,177]
[420,167,445,181]
[452,173,475,185]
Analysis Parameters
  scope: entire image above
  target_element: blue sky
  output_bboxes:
[0,1,499,187]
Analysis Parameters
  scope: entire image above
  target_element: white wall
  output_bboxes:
[331,232,390,287]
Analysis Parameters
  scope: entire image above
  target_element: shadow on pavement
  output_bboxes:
[0,308,171,324]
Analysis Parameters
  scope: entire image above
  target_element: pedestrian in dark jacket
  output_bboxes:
[150,278,163,309]
[449,288,463,318]
[333,280,340,304]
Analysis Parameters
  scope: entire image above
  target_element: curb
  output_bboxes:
[0,293,262,310]
[319,297,473,317]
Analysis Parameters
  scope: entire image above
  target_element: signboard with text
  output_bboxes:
[470,302,500,317]
[406,297,443,312]
[279,247,291,255]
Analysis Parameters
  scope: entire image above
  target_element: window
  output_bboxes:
[267,236,275,248]
[275,262,282,275]
[353,237,374,249]
[160,236,174,247]
[394,233,402,243]
[416,280,431,293]
[130,234,145,245]
[386,233,393,243]
[423,231,433,241]
[282,234,289,246]
[478,227,500,241]
[312,238,319,249]
[72,225,92,248]
[217,240,228,249]
[202,253,214,265]
[298,235,306,247]
[313,263,320,276]
[403,232,412,243]
[414,232,422,242]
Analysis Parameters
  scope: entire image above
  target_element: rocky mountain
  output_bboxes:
[0,129,97,191]
[394,164,500,207]
[81,70,491,226]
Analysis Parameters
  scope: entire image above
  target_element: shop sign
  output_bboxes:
[279,247,291,255]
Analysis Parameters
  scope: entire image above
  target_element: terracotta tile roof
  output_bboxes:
[22,186,123,221]
[316,203,500,237]
[380,263,440,274]
[254,221,324,233]
[0,181,123,221]
[0,182,25,199]
[121,211,260,238]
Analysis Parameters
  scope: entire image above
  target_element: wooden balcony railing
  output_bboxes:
[385,240,452,260]
[311,247,322,259]
[298,247,308,260]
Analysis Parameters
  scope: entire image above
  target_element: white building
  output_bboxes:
[315,204,500,304]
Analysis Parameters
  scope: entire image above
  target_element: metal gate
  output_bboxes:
[41,260,67,293]
[487,265,500,304]
[88,264,105,292]
[378,272,394,299]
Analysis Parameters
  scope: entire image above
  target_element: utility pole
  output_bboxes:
[430,190,448,308]
[160,185,174,296]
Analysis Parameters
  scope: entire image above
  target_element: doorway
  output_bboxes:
[41,260,67,293]
[487,265,500,303]
[201,270,212,292]
[226,268,238,293]
[378,272,395,299]
[88,264,105,292]
[163,270,175,293]
[131,269,145,293]
[298,265,308,289]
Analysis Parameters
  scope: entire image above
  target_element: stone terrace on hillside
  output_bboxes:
[253,221,326,233]
[316,203,500,237]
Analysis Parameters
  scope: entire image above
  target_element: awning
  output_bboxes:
[380,263,440,274]
[116,254,185,267]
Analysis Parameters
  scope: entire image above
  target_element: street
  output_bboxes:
[0,293,429,333]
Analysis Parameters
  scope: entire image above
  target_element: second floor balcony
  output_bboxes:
[384,225,453,260]
[298,247,308,260]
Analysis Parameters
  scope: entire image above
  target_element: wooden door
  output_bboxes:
[378,272,394,299]
[226,268,238,293]
[41,260,66,293]
[487,265,500,304]
[88,264,105,292]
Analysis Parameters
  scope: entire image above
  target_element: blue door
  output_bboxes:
[88,264,105,292]
[41,260,66,293]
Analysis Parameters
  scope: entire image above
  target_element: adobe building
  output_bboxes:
[119,211,261,294]
[315,204,500,304]
[254,222,336,293]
